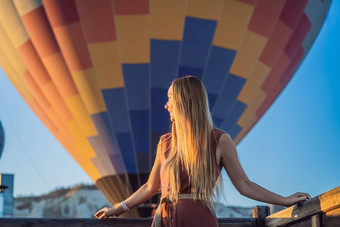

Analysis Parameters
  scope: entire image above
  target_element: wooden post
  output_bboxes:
[253,206,270,227]
[311,214,321,227]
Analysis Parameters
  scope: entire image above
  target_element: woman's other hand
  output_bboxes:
[283,192,311,207]
[94,203,123,219]
[94,206,111,219]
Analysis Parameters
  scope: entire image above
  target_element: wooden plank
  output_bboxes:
[0,218,256,227]
[0,218,151,227]
[218,218,256,226]
[265,186,340,227]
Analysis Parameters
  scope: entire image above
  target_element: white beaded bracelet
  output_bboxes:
[121,201,130,212]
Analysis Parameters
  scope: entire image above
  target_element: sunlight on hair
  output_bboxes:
[161,76,222,214]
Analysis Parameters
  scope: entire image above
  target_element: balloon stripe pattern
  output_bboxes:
[0,0,332,211]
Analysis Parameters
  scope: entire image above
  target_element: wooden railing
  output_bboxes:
[263,186,340,227]
[0,217,257,226]
[0,186,338,227]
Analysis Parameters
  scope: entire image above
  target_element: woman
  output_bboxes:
[95,76,311,226]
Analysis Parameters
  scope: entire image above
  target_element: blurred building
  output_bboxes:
[0,122,14,217]
[0,173,14,217]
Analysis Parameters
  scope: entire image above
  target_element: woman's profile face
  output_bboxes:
[164,85,174,122]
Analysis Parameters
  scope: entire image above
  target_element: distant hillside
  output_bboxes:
[14,184,111,218]
[13,184,252,218]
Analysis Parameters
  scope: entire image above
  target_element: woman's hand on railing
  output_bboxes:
[94,203,124,219]
[283,192,311,207]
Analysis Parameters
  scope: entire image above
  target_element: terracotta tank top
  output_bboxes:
[152,128,225,227]
[159,128,224,196]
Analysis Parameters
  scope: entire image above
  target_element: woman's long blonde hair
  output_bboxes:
[162,75,220,210]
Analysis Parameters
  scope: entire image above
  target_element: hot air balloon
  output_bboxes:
[0,0,332,217]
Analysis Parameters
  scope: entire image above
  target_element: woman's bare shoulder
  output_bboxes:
[213,128,232,142]
[157,133,172,157]
[160,133,171,143]
[214,129,235,151]
[157,133,171,149]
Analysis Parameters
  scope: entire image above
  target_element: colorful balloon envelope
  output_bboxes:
[0,0,332,216]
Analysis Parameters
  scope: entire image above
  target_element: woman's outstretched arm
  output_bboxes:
[94,145,162,219]
[217,133,311,207]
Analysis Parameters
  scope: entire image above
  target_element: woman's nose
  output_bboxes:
[164,102,168,109]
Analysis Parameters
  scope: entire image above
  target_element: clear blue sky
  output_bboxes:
[0,1,339,207]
